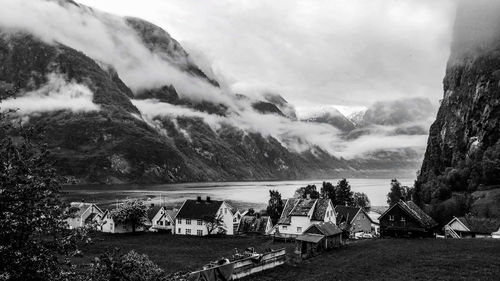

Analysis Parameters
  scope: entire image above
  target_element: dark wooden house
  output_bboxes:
[295,221,343,259]
[379,201,437,238]
[335,205,373,235]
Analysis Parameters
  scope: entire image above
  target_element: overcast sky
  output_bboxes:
[77,0,456,111]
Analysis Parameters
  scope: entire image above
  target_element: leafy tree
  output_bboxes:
[110,199,148,232]
[320,181,336,203]
[266,190,284,225]
[203,214,226,235]
[401,185,414,201]
[294,184,320,199]
[353,192,371,210]
[0,112,89,281]
[82,249,168,281]
[335,179,353,206]
[387,179,403,206]
[246,208,256,216]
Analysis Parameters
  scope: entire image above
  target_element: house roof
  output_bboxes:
[176,199,224,220]
[278,198,332,225]
[69,202,102,217]
[165,209,177,220]
[296,233,325,243]
[147,206,162,221]
[237,215,271,234]
[335,205,361,225]
[381,201,437,228]
[305,221,342,236]
[456,217,500,234]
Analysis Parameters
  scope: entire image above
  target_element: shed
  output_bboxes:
[295,221,343,259]
[444,216,500,238]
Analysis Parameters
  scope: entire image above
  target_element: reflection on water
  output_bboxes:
[62,178,414,210]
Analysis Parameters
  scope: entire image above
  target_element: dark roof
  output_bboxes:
[305,221,342,236]
[296,233,325,243]
[147,206,162,221]
[456,217,500,234]
[237,216,271,234]
[278,198,331,225]
[311,199,331,221]
[84,212,98,224]
[176,199,223,220]
[70,202,101,217]
[381,201,437,228]
[335,205,361,224]
[165,209,177,220]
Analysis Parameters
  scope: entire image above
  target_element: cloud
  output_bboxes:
[0,73,100,114]
[76,0,456,107]
[0,0,230,105]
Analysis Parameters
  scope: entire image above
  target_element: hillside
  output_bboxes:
[415,1,500,223]
[0,0,426,184]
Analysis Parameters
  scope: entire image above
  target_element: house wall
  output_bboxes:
[280,216,310,235]
[321,204,336,224]
[448,219,469,232]
[351,211,372,233]
[151,208,174,232]
[66,205,102,229]
[380,205,431,237]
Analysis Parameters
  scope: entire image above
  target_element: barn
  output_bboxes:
[444,216,500,238]
[295,221,343,259]
[379,201,437,238]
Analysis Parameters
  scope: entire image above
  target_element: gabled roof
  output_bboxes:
[296,233,325,243]
[380,201,437,228]
[335,205,361,225]
[278,198,332,225]
[69,202,102,217]
[237,215,271,234]
[176,199,224,220]
[455,217,500,234]
[311,199,331,221]
[305,221,342,236]
[147,206,162,221]
[165,209,177,221]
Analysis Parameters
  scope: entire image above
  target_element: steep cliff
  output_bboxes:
[416,0,500,221]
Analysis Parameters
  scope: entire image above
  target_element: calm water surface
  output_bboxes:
[62,178,414,210]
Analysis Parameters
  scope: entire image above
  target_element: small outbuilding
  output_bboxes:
[295,221,343,259]
[444,216,500,238]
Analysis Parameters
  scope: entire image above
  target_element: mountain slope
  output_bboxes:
[415,0,500,222]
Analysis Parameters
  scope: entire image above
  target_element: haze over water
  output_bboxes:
[62,178,414,210]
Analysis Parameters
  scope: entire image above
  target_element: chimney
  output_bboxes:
[206,196,211,203]
[197,196,202,203]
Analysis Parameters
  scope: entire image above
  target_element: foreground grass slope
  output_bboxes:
[78,233,500,280]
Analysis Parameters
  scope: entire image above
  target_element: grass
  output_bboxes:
[76,233,500,280]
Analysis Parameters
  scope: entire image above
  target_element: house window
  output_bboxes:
[197,219,203,225]
[282,226,287,230]
[401,217,406,222]
[178,228,181,233]
[186,229,191,235]
[197,230,203,236]
[357,216,360,220]
[389,215,395,221]
[177,219,182,224]
[297,227,302,233]
[186,219,191,225]
[158,220,163,226]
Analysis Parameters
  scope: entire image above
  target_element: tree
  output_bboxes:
[401,185,414,201]
[353,192,371,210]
[335,179,353,206]
[110,200,148,232]
[294,185,320,199]
[320,181,336,203]
[0,112,89,280]
[203,214,226,235]
[387,178,403,206]
[266,190,284,225]
[83,249,169,281]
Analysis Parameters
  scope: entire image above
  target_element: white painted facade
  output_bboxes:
[176,201,235,236]
[276,200,336,236]
[149,207,175,232]
[66,202,103,229]
[100,211,146,233]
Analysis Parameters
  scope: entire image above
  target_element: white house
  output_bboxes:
[175,196,235,236]
[66,202,103,229]
[99,210,147,233]
[148,206,177,233]
[271,198,336,239]
[444,216,500,239]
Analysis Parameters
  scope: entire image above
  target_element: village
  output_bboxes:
[66,185,500,280]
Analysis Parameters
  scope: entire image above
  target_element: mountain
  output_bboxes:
[300,107,356,133]
[0,0,427,184]
[415,0,500,223]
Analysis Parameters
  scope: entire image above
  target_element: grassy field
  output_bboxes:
[76,233,500,280]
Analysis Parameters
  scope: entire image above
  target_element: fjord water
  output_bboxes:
[62,178,414,210]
